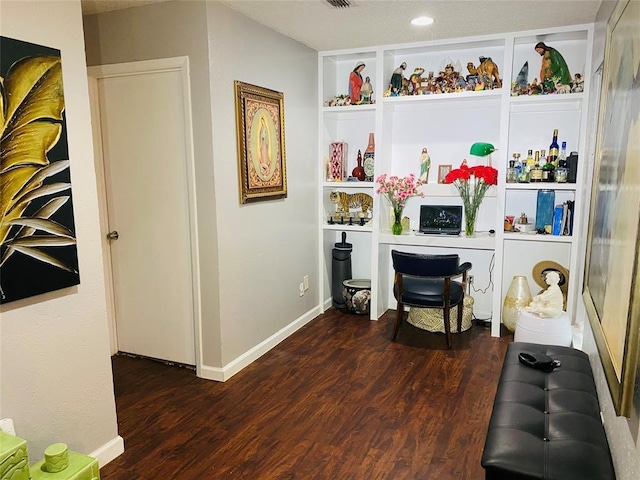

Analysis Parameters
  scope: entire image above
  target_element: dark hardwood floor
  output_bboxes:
[100,309,512,479]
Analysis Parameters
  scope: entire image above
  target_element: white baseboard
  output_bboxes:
[198,305,322,382]
[323,297,333,311]
[91,435,124,468]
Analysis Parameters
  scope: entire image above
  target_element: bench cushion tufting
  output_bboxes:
[481,342,615,480]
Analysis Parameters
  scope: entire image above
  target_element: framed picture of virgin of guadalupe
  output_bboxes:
[234,81,287,203]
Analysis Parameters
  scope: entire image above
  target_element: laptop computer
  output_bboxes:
[418,205,462,235]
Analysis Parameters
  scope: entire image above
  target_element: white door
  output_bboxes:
[91,60,197,366]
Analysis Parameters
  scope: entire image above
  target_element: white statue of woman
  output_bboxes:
[524,271,564,318]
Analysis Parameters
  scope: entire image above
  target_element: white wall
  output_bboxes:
[0,0,120,464]
[580,2,640,479]
[83,0,319,373]
[205,2,318,365]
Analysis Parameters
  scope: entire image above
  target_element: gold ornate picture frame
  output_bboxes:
[234,81,287,203]
[583,0,640,418]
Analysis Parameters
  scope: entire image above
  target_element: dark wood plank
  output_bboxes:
[100,309,512,479]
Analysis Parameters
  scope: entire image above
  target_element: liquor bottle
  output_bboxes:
[506,159,517,183]
[555,141,568,183]
[542,154,556,182]
[530,151,543,182]
[363,133,375,182]
[513,153,522,177]
[524,149,535,171]
[518,151,530,183]
[548,129,559,164]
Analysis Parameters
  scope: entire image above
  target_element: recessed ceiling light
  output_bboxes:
[411,16,434,26]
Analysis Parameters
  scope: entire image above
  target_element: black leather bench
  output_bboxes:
[481,342,616,480]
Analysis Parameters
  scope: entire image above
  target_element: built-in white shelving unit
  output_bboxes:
[318,24,594,336]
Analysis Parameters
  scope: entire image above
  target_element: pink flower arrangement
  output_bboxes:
[375,173,425,211]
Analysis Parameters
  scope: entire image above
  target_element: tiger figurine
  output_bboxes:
[329,191,373,217]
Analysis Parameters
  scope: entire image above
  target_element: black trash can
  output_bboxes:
[332,232,352,309]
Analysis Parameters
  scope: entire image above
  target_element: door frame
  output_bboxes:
[87,57,202,375]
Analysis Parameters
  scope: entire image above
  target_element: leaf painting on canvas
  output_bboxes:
[0,36,80,304]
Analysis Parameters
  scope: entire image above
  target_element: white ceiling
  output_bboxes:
[81,0,604,52]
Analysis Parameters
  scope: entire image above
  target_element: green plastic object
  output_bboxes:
[30,448,99,480]
[469,142,496,157]
[0,432,30,480]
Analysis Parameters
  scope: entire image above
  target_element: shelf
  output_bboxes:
[317,23,592,334]
[322,104,377,114]
[382,89,502,105]
[419,183,497,197]
[503,232,573,243]
[379,232,496,250]
[323,223,372,232]
[323,181,374,189]
[509,92,585,104]
[504,183,577,191]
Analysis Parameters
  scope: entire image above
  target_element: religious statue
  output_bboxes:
[360,76,373,103]
[389,62,407,95]
[534,42,571,86]
[524,271,564,318]
[419,148,430,182]
[349,62,365,104]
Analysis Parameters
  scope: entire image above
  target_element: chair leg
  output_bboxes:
[443,305,452,349]
[392,301,404,341]
[457,299,464,333]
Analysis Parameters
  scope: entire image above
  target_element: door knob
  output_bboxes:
[107,231,119,240]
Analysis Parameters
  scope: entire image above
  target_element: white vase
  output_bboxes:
[502,276,532,332]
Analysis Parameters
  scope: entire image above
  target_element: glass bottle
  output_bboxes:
[530,151,543,182]
[555,141,568,183]
[518,151,530,183]
[506,159,517,183]
[548,128,559,164]
[542,154,556,182]
[524,149,535,171]
[513,153,522,177]
[352,149,365,181]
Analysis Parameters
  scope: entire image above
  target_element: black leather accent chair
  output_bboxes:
[391,250,472,348]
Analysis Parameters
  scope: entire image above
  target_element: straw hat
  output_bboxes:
[532,260,569,292]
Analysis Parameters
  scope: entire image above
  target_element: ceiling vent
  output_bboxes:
[326,0,351,8]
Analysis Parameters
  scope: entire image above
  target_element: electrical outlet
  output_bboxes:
[469,275,474,285]
[299,283,305,296]
[303,275,309,291]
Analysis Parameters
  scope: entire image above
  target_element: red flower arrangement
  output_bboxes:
[444,162,498,236]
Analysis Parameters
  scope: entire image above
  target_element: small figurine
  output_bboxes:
[476,56,501,88]
[524,271,564,318]
[535,42,571,86]
[571,73,584,93]
[349,62,365,104]
[513,61,528,93]
[390,62,407,94]
[410,67,425,95]
[329,191,373,217]
[360,76,373,103]
[528,78,542,95]
[419,148,430,182]
[553,77,571,94]
[466,62,478,81]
